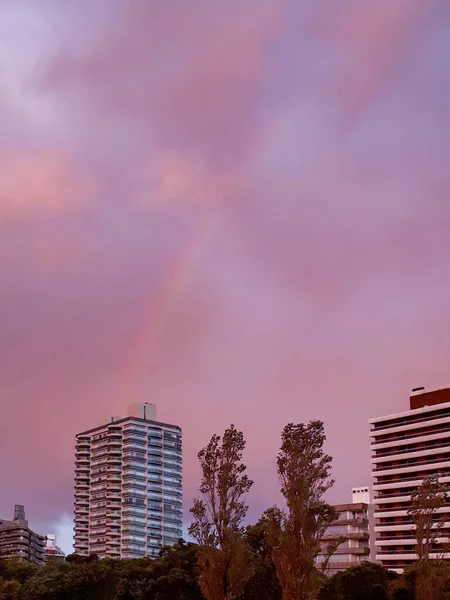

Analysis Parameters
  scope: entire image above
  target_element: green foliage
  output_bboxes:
[242,518,281,600]
[0,559,37,584]
[0,576,22,600]
[318,562,396,600]
[390,560,450,600]
[388,577,415,600]
[0,541,203,600]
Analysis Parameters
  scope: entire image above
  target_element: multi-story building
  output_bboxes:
[370,386,450,573]
[44,534,65,564]
[317,488,371,575]
[0,505,45,565]
[74,403,182,559]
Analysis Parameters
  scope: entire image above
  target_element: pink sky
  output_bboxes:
[1,0,450,552]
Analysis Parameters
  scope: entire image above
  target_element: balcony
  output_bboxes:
[371,415,450,438]
[107,465,122,473]
[375,506,450,520]
[322,532,369,541]
[123,438,146,447]
[372,444,450,464]
[372,427,450,451]
[374,475,450,491]
[374,460,450,480]
[76,447,90,454]
[375,537,450,547]
[75,498,89,506]
[374,493,413,504]
[106,530,121,537]
[76,448,90,455]
[75,479,90,486]
[374,455,450,473]
[376,552,450,562]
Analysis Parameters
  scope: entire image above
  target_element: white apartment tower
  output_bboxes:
[74,403,182,559]
[370,386,450,573]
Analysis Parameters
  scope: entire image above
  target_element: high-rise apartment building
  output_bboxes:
[370,386,450,573]
[74,403,182,559]
[0,505,46,565]
[316,488,371,575]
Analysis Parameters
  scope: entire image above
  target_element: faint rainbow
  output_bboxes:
[120,211,221,400]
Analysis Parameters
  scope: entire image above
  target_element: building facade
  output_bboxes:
[74,403,182,559]
[370,386,450,573]
[0,505,46,565]
[317,488,371,575]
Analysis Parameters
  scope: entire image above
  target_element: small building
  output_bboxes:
[0,505,45,565]
[316,488,371,575]
[44,534,65,564]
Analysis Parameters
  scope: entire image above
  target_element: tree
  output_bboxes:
[0,558,37,584]
[408,475,449,600]
[0,576,22,600]
[154,540,204,600]
[21,567,70,600]
[189,425,254,600]
[243,517,281,600]
[266,421,339,600]
[318,562,396,600]
[390,560,450,600]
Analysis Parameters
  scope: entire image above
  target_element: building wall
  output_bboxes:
[352,486,377,563]
[369,387,450,574]
[74,404,182,559]
[317,501,371,575]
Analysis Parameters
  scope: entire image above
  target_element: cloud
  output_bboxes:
[46,0,282,156]
[49,513,74,556]
[130,151,212,207]
[43,0,283,209]
[0,150,95,218]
